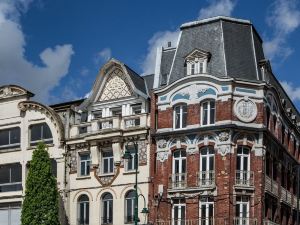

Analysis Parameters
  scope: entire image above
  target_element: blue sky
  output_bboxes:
[0,0,300,107]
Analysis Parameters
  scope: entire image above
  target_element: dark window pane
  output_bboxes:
[182,105,187,128]
[10,128,20,144]
[42,124,52,139]
[51,159,57,177]
[10,164,21,183]
[0,166,10,184]
[30,124,42,141]
[0,130,9,146]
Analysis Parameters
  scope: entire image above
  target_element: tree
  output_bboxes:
[21,142,60,225]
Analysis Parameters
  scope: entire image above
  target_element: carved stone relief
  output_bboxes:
[234,97,258,123]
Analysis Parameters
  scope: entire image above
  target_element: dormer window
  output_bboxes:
[185,49,211,76]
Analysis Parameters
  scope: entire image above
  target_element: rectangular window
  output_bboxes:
[235,196,249,223]
[102,151,114,174]
[131,104,142,114]
[174,105,187,129]
[79,154,91,177]
[201,100,215,126]
[200,197,214,225]
[125,146,138,171]
[0,164,22,192]
[111,107,122,117]
[30,123,53,146]
[0,127,20,150]
[172,199,185,225]
[0,202,21,225]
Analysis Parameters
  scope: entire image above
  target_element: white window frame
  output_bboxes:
[200,197,214,225]
[124,191,135,223]
[0,127,21,150]
[201,100,216,126]
[79,153,91,177]
[235,196,250,223]
[200,147,215,186]
[77,195,90,225]
[101,193,113,224]
[101,149,114,175]
[172,150,186,188]
[173,104,187,130]
[125,148,138,172]
[236,146,251,185]
[172,199,186,225]
[187,59,207,75]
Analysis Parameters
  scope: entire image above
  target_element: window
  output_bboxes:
[200,197,214,225]
[102,150,114,174]
[101,193,113,224]
[172,150,186,189]
[200,147,214,186]
[236,147,250,186]
[235,196,249,223]
[93,110,102,119]
[77,195,89,225]
[0,202,21,225]
[0,127,20,150]
[30,123,53,146]
[173,104,187,129]
[79,154,91,176]
[0,164,22,192]
[125,146,138,172]
[201,100,215,126]
[125,190,136,223]
[111,107,122,117]
[172,199,185,225]
[187,60,205,75]
[131,104,142,114]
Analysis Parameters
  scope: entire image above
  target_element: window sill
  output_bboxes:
[123,170,140,175]
[98,173,115,177]
[76,176,91,180]
[27,143,54,150]
[0,148,21,153]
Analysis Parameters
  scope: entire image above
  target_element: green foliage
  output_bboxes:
[21,142,60,225]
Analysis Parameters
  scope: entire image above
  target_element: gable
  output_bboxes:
[185,48,211,62]
[98,68,133,101]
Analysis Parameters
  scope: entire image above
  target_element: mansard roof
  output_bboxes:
[0,85,34,100]
[155,16,265,87]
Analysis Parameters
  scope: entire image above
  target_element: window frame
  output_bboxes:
[29,123,53,146]
[101,149,114,175]
[125,147,138,172]
[0,163,22,193]
[0,127,21,150]
[172,199,186,224]
[79,153,91,177]
[200,197,214,224]
[101,193,113,224]
[200,99,216,126]
[187,59,206,76]
[77,195,90,225]
[124,190,136,224]
[173,104,187,130]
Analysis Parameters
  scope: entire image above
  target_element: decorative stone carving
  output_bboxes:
[157,139,167,149]
[234,97,258,123]
[138,140,147,165]
[217,145,231,156]
[218,132,229,142]
[156,151,169,162]
[99,69,132,101]
[0,86,29,99]
[186,144,198,155]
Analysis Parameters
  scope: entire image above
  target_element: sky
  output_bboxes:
[0,0,300,108]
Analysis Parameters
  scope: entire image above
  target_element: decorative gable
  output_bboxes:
[185,48,211,62]
[98,68,132,101]
[0,85,33,99]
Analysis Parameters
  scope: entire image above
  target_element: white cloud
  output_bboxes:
[94,48,111,67]
[141,0,236,75]
[198,0,236,19]
[281,81,300,102]
[0,0,74,103]
[80,67,89,76]
[141,30,179,75]
[264,0,300,60]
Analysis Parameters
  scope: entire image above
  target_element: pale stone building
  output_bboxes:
[51,59,153,225]
[0,85,66,225]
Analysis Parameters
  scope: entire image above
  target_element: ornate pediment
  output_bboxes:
[185,48,211,62]
[98,68,132,101]
[0,85,33,99]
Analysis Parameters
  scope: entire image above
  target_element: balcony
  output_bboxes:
[122,114,148,129]
[233,217,257,225]
[169,173,187,189]
[281,188,292,205]
[265,176,278,196]
[197,171,215,188]
[263,220,280,225]
[235,171,254,188]
[156,218,227,225]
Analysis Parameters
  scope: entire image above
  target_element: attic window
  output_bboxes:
[185,49,210,76]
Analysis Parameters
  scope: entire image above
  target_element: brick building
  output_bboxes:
[148,16,300,225]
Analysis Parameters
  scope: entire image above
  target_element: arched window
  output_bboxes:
[172,150,186,189]
[236,146,251,186]
[101,193,113,224]
[125,190,136,223]
[77,194,89,225]
[173,104,187,129]
[201,100,215,126]
[200,147,215,187]
[29,122,53,146]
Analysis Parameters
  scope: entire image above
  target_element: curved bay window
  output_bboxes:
[77,194,89,225]
[101,193,113,224]
[171,150,186,189]
[201,100,215,126]
[29,123,53,146]
[173,104,187,130]
[125,190,135,223]
[199,147,215,187]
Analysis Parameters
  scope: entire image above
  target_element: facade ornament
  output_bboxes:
[218,132,230,142]
[234,97,258,123]
[217,145,231,156]
[186,144,198,155]
[156,150,169,162]
[157,139,167,149]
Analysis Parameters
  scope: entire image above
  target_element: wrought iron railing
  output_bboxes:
[235,171,254,187]
[197,171,215,188]
[233,217,257,225]
[169,173,187,189]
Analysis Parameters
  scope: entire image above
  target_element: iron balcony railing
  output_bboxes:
[156,218,220,225]
[101,217,113,224]
[235,171,254,187]
[197,171,215,188]
[263,220,280,225]
[233,217,257,225]
[281,188,292,205]
[265,175,279,196]
[169,173,187,189]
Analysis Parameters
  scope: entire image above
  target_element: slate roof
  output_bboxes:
[124,64,148,95]
[156,16,265,86]
[143,74,154,94]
